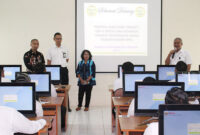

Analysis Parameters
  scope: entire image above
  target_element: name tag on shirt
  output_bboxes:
[63,52,66,58]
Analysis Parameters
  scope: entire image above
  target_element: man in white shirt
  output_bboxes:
[113,62,134,91]
[0,106,46,135]
[47,32,69,85]
[0,66,11,82]
[165,37,192,71]
[47,32,71,112]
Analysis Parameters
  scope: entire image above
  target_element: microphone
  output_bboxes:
[172,48,177,59]
[172,52,175,59]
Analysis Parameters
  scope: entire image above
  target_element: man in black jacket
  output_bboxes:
[24,39,45,72]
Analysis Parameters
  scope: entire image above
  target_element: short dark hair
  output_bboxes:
[122,62,134,72]
[30,39,39,44]
[176,61,187,72]
[33,63,45,73]
[81,50,92,60]
[165,87,188,104]
[54,32,62,38]
[143,77,156,83]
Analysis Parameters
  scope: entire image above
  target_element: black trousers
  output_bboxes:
[60,67,69,85]
[60,67,71,109]
[78,85,93,108]
[61,105,66,128]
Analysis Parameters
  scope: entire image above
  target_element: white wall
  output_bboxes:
[162,0,200,69]
[0,0,200,107]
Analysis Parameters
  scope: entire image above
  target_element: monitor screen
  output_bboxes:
[0,86,33,111]
[28,74,50,92]
[118,65,145,78]
[177,73,200,92]
[46,67,60,81]
[118,66,123,78]
[124,73,156,92]
[137,85,181,110]
[134,66,145,72]
[4,66,21,80]
[158,66,176,81]
[163,110,200,135]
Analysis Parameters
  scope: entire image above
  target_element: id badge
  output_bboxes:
[63,52,66,58]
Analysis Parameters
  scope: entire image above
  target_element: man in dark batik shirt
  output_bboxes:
[24,39,45,72]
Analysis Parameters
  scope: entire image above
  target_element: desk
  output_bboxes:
[40,97,64,135]
[112,97,133,135]
[55,85,70,107]
[119,116,151,135]
[29,116,53,135]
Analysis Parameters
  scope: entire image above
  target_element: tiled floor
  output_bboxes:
[62,106,115,135]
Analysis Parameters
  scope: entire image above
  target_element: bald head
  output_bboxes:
[30,39,39,52]
[174,37,183,51]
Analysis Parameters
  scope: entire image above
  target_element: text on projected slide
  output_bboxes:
[84,3,148,56]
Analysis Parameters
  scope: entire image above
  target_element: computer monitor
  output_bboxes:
[118,65,145,78]
[16,72,51,97]
[118,65,123,78]
[134,65,145,72]
[1,65,22,81]
[135,82,184,116]
[123,72,157,96]
[0,83,35,116]
[176,72,200,96]
[157,65,176,81]
[45,65,61,85]
[159,104,200,135]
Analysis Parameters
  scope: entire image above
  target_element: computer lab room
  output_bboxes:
[0,0,200,135]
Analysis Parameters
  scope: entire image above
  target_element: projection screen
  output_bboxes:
[76,0,162,72]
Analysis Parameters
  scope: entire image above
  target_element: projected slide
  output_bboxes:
[178,74,200,92]
[0,86,33,110]
[138,85,180,110]
[84,3,148,56]
[77,0,161,72]
[164,111,200,135]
